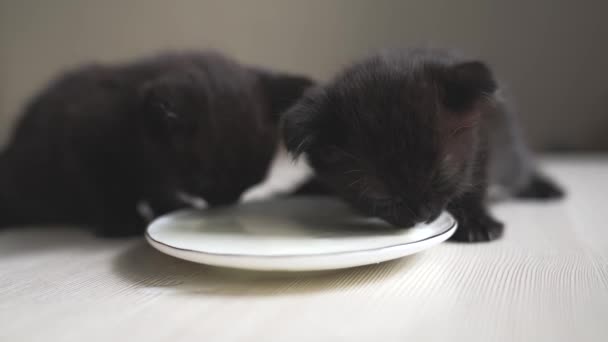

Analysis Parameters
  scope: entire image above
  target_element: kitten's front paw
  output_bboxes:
[94,217,147,238]
[95,225,145,238]
[449,213,504,243]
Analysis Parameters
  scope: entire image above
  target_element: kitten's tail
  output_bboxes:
[515,172,565,200]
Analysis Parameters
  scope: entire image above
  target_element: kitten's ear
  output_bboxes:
[443,61,497,112]
[281,87,325,157]
[254,69,315,121]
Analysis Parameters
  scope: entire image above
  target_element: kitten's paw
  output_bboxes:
[449,213,504,243]
[94,221,146,238]
[516,174,564,200]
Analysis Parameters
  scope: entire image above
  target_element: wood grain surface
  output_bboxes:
[1,157,607,342]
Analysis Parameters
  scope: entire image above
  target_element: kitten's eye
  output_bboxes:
[449,123,476,138]
[157,102,177,118]
[157,101,169,111]
[164,110,180,122]
[152,101,184,127]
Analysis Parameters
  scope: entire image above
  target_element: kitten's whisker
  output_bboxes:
[347,177,365,188]
[372,200,377,217]
[335,147,363,163]
[359,183,371,200]
[400,201,416,217]
[292,136,312,155]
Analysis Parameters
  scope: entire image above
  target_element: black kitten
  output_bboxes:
[282,48,562,242]
[0,51,313,236]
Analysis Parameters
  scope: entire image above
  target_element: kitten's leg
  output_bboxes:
[448,191,504,242]
[95,191,192,237]
[0,202,14,229]
[93,199,149,238]
[485,96,565,201]
[93,191,151,238]
[0,164,22,228]
[0,196,21,229]
[145,191,191,217]
[94,213,147,238]
[449,141,504,242]
[0,157,15,228]
[515,173,564,200]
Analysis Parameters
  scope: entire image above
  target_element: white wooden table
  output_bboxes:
[1,156,607,342]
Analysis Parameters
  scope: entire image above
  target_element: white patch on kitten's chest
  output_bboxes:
[140,145,314,220]
[241,145,313,202]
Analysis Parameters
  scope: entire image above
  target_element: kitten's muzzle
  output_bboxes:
[379,215,416,228]
[375,203,440,227]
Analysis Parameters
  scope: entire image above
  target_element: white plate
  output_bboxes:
[146,197,457,271]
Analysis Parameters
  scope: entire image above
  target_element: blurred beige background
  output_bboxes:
[1,0,607,150]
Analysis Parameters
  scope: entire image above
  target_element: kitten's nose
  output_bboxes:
[417,205,444,223]
[417,210,432,223]
[377,202,438,227]
[382,215,416,228]
[412,205,435,223]
[380,205,427,227]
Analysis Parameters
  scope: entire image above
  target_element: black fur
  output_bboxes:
[0,51,313,236]
[515,173,564,199]
[282,48,562,242]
